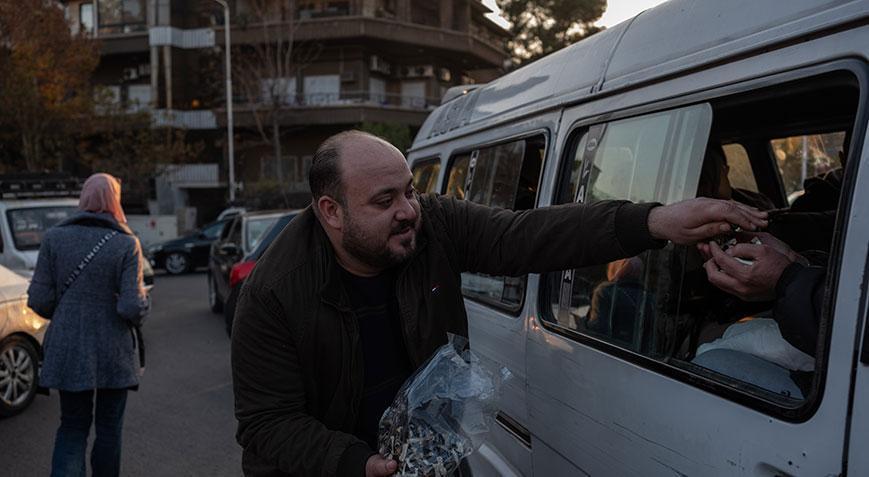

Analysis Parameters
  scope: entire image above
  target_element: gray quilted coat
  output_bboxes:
[28,211,149,391]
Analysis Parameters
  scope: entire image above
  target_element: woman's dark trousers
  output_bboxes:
[50,388,128,477]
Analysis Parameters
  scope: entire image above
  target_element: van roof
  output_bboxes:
[412,0,869,150]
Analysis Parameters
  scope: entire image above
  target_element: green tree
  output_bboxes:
[358,122,413,153]
[496,0,607,66]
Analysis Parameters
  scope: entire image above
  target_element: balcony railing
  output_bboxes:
[152,110,218,130]
[234,91,441,111]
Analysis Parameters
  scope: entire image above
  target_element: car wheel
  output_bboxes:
[0,336,39,417]
[208,274,224,314]
[224,286,239,337]
[164,252,190,275]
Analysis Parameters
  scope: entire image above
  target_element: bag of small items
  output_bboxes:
[378,334,509,477]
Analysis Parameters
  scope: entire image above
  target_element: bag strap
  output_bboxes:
[59,230,120,300]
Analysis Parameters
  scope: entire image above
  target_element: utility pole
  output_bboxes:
[212,0,237,202]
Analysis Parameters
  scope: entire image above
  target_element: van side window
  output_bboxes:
[722,143,759,193]
[546,72,859,410]
[770,132,846,204]
[447,135,545,311]
[444,153,471,199]
[551,131,589,206]
[546,104,711,344]
[411,158,441,194]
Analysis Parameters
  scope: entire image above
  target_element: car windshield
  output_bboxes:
[201,220,227,240]
[248,213,297,261]
[6,206,77,251]
[245,216,281,253]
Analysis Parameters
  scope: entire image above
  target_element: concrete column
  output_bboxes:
[163,46,173,110]
[440,0,452,30]
[149,0,159,108]
[398,0,411,22]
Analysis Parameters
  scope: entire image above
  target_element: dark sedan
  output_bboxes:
[146,219,229,275]
[222,211,298,336]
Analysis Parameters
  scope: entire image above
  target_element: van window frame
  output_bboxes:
[443,129,550,315]
[537,60,868,423]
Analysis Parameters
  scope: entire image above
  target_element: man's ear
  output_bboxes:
[316,195,343,230]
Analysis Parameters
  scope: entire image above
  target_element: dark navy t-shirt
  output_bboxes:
[341,268,413,450]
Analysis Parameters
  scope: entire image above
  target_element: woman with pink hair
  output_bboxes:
[28,173,149,477]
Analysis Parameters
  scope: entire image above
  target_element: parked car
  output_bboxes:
[146,219,230,275]
[0,174,80,276]
[223,211,299,336]
[407,1,869,474]
[0,175,155,292]
[0,264,48,417]
[207,210,288,313]
[216,206,246,221]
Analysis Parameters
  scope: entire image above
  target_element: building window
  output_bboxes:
[80,3,95,34]
[401,81,426,109]
[99,0,147,33]
[127,84,152,111]
[260,78,297,105]
[303,75,340,105]
[410,0,439,27]
[369,77,387,105]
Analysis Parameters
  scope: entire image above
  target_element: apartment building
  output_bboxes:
[60,0,509,213]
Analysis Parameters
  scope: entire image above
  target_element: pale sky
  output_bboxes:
[482,0,671,30]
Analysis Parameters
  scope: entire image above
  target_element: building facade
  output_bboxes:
[61,0,509,216]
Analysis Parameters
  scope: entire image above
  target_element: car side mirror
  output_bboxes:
[219,243,240,256]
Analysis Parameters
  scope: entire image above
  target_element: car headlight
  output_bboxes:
[148,244,163,255]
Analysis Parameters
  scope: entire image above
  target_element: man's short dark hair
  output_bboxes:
[309,130,389,205]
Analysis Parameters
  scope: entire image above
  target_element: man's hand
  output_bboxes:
[647,198,768,245]
[701,240,793,302]
[366,454,398,477]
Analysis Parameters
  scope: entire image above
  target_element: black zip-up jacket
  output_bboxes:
[231,194,663,477]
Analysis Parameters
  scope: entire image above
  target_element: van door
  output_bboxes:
[437,128,551,477]
[526,68,864,476]
[843,128,869,475]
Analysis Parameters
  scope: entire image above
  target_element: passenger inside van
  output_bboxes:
[690,134,850,398]
[583,257,655,346]
[698,142,775,210]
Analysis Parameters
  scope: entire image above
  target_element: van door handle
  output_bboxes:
[495,412,531,449]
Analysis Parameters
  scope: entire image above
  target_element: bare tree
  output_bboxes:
[230,0,321,184]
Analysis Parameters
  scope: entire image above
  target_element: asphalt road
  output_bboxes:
[0,272,242,476]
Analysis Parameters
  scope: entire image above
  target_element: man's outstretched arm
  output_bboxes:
[426,195,767,276]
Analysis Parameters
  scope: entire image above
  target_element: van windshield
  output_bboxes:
[6,206,77,251]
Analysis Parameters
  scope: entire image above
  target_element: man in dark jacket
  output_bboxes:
[231,130,768,477]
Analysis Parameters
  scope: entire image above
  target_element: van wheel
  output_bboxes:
[0,336,39,417]
[164,252,190,275]
[209,274,224,314]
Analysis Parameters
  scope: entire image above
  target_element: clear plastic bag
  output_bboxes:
[378,334,509,477]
